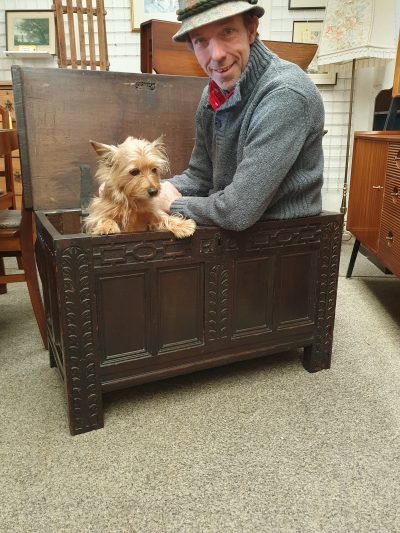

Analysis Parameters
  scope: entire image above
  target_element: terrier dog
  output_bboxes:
[84,136,196,238]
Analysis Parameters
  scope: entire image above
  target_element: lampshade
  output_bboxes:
[317,0,397,72]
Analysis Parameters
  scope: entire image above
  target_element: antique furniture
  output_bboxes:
[346,38,400,278]
[0,83,22,209]
[0,105,16,210]
[52,0,109,70]
[346,131,400,279]
[13,66,342,435]
[0,128,47,347]
[140,20,318,75]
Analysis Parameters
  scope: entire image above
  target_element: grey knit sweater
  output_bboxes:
[169,38,324,231]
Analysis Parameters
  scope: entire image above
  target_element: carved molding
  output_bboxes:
[246,224,321,251]
[207,264,229,342]
[61,246,103,434]
[92,239,191,267]
[313,220,342,361]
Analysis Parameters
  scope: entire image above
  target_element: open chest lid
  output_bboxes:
[12,66,207,211]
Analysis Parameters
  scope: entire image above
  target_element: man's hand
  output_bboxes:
[159,181,182,213]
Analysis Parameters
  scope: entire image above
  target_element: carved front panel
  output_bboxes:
[156,265,204,352]
[97,271,151,363]
[232,257,275,338]
[276,250,318,329]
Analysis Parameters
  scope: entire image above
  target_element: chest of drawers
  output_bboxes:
[347,131,400,278]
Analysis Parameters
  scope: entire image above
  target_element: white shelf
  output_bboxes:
[3,51,54,59]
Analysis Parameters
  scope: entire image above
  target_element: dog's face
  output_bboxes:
[90,136,170,201]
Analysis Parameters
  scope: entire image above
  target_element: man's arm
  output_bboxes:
[169,87,323,230]
[167,93,213,197]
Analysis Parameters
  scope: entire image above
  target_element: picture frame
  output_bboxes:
[292,20,337,86]
[131,0,179,31]
[288,0,326,9]
[308,72,338,85]
[292,20,323,46]
[5,10,56,54]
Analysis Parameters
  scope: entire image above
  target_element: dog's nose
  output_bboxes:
[148,188,158,197]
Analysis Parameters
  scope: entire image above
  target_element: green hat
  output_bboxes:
[172,0,265,42]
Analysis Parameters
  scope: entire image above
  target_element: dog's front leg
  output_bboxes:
[153,213,196,238]
[92,219,121,235]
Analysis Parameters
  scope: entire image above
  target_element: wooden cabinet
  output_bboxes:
[0,81,22,209]
[347,131,400,278]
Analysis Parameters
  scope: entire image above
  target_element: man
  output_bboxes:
[159,0,325,231]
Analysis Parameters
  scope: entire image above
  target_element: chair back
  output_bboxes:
[52,0,109,70]
[0,125,18,210]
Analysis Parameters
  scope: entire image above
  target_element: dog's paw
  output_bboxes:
[92,220,121,235]
[171,218,196,239]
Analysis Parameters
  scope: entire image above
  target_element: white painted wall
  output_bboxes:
[0,0,399,213]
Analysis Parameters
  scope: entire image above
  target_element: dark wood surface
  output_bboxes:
[14,65,342,435]
[35,210,342,434]
[12,67,207,211]
[140,19,318,75]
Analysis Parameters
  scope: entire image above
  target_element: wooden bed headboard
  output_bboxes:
[140,19,318,76]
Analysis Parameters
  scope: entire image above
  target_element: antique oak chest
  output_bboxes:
[12,66,342,435]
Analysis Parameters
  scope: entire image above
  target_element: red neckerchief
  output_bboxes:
[208,80,234,111]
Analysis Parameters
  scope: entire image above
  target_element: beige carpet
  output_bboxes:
[0,236,399,533]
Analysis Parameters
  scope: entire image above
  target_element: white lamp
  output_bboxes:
[317,0,397,214]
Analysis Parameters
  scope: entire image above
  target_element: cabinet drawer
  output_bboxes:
[378,211,400,277]
[387,143,400,179]
[383,175,400,218]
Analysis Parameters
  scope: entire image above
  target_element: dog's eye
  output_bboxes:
[152,168,158,174]
[129,168,140,176]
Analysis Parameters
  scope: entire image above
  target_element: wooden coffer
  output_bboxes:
[12,66,343,435]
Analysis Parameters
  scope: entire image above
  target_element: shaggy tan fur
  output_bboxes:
[84,136,196,238]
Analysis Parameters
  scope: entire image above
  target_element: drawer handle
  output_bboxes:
[386,232,394,245]
[396,151,400,169]
[372,185,383,190]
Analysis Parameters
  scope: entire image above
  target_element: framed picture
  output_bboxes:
[289,0,326,9]
[5,10,56,54]
[131,0,179,31]
[292,20,337,86]
[292,20,323,46]
[308,72,338,85]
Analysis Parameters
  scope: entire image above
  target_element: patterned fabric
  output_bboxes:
[317,0,396,67]
[172,0,264,42]
[208,80,234,111]
[177,0,258,20]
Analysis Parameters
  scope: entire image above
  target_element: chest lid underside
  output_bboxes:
[12,66,207,211]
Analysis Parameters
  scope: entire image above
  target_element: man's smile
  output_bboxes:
[211,63,234,74]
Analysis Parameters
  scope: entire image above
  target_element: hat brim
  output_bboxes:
[172,2,264,42]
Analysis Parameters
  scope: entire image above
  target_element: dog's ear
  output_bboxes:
[152,135,170,176]
[90,140,117,168]
[90,140,117,158]
[152,135,168,160]
[152,135,166,151]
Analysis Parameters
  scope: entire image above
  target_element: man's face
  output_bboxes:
[189,14,259,92]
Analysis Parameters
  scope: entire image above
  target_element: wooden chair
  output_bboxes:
[52,0,109,70]
[0,105,16,210]
[0,129,47,348]
[140,20,318,75]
